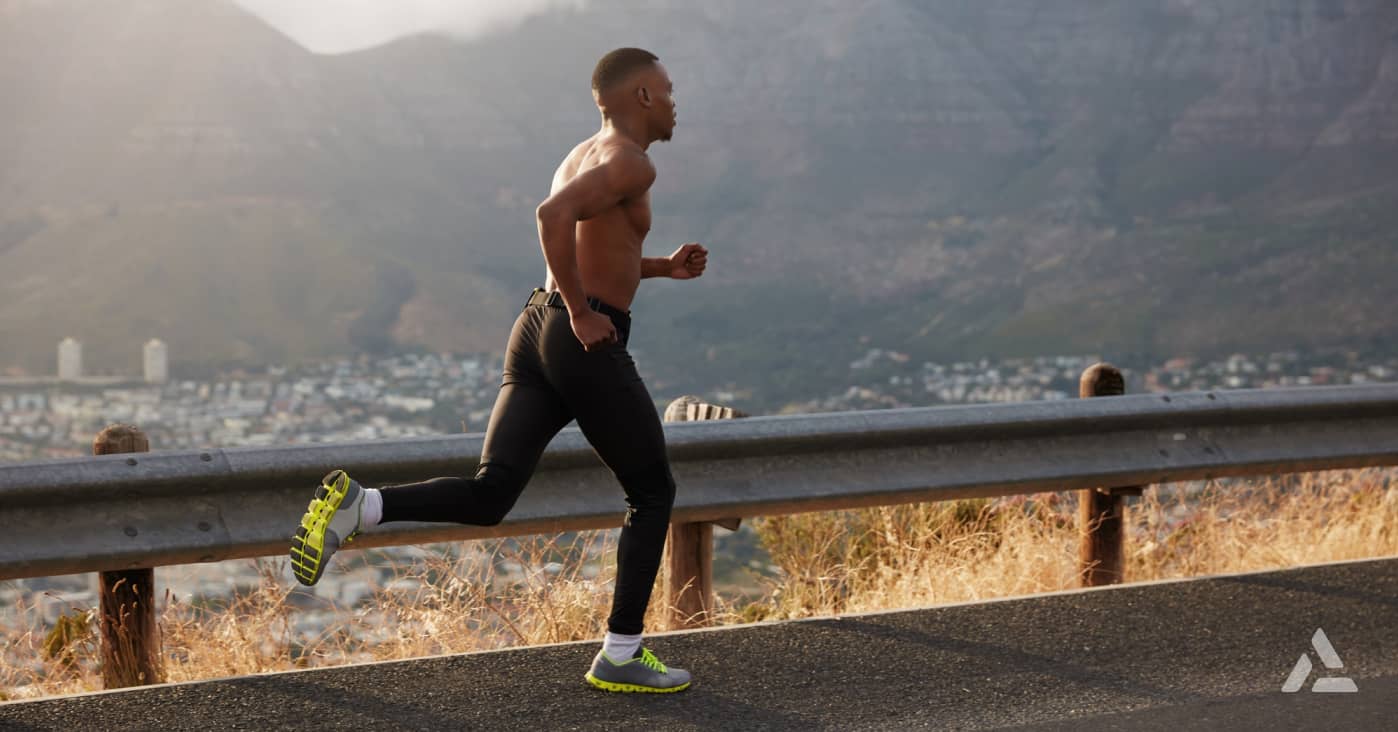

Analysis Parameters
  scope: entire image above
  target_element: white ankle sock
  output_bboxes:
[601,632,642,662]
[361,487,383,528]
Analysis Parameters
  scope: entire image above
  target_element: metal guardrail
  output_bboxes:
[3,383,1396,581]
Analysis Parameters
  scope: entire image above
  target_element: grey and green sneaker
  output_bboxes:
[585,647,691,693]
[290,469,365,586]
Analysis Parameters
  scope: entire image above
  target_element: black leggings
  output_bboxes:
[378,295,675,635]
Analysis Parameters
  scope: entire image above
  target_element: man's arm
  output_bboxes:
[641,258,671,279]
[643,244,708,280]
[535,149,656,316]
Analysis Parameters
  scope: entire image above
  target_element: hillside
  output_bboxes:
[1,0,1395,399]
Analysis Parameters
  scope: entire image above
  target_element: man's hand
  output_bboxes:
[572,309,618,351]
[667,242,707,279]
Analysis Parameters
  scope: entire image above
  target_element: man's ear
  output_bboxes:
[636,85,652,107]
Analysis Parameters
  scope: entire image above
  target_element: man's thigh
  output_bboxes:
[563,346,667,476]
[480,381,573,464]
[480,303,578,448]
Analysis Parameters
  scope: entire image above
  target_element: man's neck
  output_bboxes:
[600,114,651,151]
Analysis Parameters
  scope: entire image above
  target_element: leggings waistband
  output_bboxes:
[525,288,630,324]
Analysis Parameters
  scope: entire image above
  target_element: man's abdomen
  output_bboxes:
[575,220,644,312]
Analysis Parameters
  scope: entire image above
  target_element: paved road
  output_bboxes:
[3,557,1396,730]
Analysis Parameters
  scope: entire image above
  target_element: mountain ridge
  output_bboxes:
[1,0,1395,398]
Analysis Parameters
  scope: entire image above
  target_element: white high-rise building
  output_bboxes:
[58,338,83,381]
[143,339,169,384]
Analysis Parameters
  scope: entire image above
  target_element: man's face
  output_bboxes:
[647,63,676,142]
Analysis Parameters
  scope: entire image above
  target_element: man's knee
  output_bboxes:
[616,461,676,511]
[471,463,526,526]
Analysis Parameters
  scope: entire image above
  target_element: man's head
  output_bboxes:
[592,47,675,142]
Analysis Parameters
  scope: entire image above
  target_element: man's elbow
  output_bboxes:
[536,200,569,227]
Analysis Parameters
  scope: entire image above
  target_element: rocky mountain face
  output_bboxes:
[1,0,1395,398]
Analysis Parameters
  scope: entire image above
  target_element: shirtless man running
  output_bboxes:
[289,48,705,693]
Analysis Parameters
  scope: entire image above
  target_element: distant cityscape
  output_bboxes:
[0,338,506,463]
[1,337,1395,464]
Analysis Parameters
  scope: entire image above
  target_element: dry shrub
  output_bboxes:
[0,595,100,699]
[751,494,1079,619]
[350,531,626,662]
[1128,468,1398,580]
[160,561,299,680]
[751,468,1398,619]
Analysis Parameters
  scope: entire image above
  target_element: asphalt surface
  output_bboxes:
[3,557,1396,731]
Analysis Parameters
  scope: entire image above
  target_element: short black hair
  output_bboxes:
[592,48,659,93]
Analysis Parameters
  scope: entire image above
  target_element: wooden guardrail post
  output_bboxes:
[663,396,745,629]
[93,423,164,688]
[1076,364,1142,587]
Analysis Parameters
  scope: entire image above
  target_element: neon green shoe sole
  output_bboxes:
[584,648,692,693]
[584,673,692,694]
[290,469,362,586]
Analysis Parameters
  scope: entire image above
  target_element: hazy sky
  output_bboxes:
[232,0,585,54]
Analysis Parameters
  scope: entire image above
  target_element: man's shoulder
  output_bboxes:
[594,138,651,168]
[587,142,654,191]
[553,136,654,198]
[560,136,650,174]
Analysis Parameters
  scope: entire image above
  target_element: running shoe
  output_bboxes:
[585,647,692,693]
[290,469,365,586]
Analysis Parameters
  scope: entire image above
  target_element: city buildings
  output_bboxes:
[144,339,169,384]
[57,338,82,381]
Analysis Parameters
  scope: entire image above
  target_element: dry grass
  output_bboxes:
[748,468,1397,620]
[2,468,1394,700]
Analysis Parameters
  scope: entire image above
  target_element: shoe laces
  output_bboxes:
[637,647,668,674]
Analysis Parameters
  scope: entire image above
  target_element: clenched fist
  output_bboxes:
[668,242,707,280]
